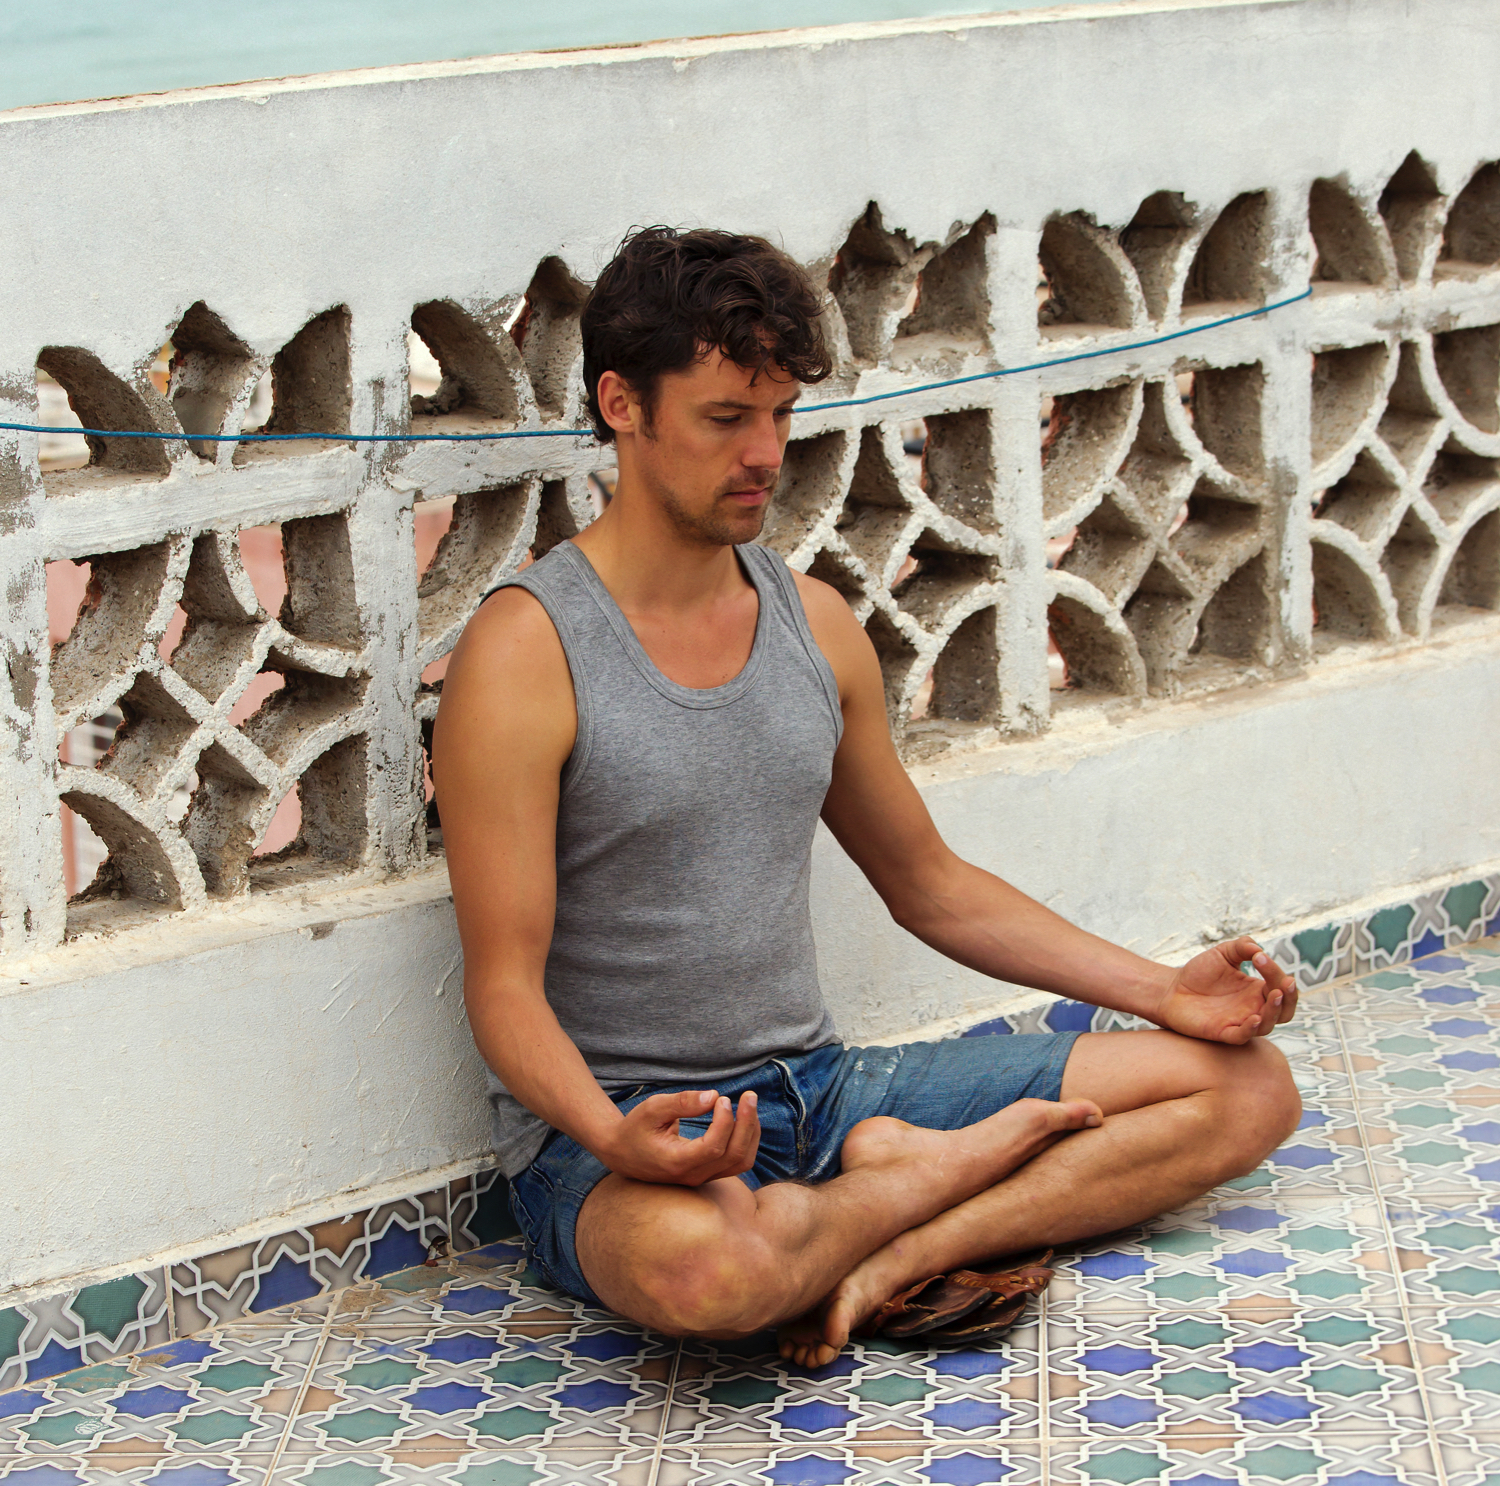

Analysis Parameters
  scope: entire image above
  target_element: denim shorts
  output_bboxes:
[507,1031,1082,1308]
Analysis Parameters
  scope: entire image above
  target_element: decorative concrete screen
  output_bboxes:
[3,10,1499,956]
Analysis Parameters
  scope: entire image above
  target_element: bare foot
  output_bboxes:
[779,1283,868,1371]
[839,1098,1102,1203]
[777,1098,1101,1368]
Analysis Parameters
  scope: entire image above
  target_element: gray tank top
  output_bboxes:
[482,540,843,1176]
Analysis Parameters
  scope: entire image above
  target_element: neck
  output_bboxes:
[571,469,749,616]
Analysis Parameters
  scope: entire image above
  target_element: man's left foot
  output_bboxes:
[779,1283,866,1372]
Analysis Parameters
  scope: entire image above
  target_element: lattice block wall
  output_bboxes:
[1303,161,1500,644]
[2,152,1499,955]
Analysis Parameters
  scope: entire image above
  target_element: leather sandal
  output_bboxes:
[926,1288,1032,1342]
[859,1251,1054,1343]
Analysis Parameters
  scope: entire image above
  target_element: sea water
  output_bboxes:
[0,0,1118,112]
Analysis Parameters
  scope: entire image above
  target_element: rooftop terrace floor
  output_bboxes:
[6,941,1500,1486]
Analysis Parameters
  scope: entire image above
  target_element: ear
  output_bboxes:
[596,370,642,438]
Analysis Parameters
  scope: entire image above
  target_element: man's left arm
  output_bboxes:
[794,574,1297,1045]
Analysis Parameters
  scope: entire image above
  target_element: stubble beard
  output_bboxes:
[657,470,779,548]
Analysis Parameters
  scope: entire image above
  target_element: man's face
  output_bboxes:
[613,350,801,547]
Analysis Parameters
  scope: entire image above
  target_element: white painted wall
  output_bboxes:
[816,627,1500,1039]
[3,0,1500,1300]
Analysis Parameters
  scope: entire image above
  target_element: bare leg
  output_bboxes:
[778,1030,1301,1366]
[574,1096,1102,1336]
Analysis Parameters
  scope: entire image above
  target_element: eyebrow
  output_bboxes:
[703,390,803,411]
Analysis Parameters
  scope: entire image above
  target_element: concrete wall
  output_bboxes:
[2,0,1500,1300]
[817,627,1500,1039]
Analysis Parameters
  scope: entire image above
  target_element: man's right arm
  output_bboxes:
[432,585,760,1185]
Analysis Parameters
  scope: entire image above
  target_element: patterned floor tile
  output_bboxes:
[666,1324,1040,1448]
[1211,1098,1374,1199]
[284,1322,673,1453]
[1356,1098,1500,1198]
[1,1454,279,1484]
[0,1328,322,1462]
[1288,988,1341,1020]
[1432,1430,1500,1486]
[1334,1002,1500,1103]
[656,1442,1044,1485]
[331,1247,609,1333]
[1265,1018,1354,1103]
[1045,1305,1425,1438]
[1333,947,1500,1018]
[1046,1430,1439,1485]
[272,1448,657,1486]
[216,1298,338,1330]
[1402,1303,1500,1435]
[1047,1192,1397,1313]
[1385,1200,1500,1311]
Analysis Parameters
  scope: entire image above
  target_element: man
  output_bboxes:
[433,227,1300,1368]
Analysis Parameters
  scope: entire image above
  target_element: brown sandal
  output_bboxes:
[860,1251,1054,1343]
[925,1288,1032,1342]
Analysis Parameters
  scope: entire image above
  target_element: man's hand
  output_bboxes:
[1153,937,1298,1044]
[597,1089,761,1186]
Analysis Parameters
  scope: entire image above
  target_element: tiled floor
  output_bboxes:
[7,940,1500,1486]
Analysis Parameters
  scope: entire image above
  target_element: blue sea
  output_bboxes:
[0,0,1118,112]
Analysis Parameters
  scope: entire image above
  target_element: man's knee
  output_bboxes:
[1207,1038,1302,1179]
[580,1184,785,1337]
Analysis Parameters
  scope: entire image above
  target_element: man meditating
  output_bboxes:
[432,226,1301,1367]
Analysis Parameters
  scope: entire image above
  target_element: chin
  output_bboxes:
[731,509,768,544]
[694,504,767,546]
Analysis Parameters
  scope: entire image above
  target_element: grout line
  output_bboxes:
[159,1263,177,1345]
[1039,1282,1051,1486]
[264,1294,338,1480]
[645,1338,683,1486]
[1328,969,1450,1486]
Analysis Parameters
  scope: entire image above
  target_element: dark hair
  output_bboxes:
[581,226,832,443]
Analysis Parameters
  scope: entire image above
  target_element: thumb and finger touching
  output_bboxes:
[696,1095,735,1156]
[724,1091,762,1173]
[637,1088,716,1128]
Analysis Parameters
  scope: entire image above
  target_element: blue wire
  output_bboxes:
[0,288,1310,446]
[807,288,1312,413]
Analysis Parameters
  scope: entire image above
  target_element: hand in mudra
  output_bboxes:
[599,1088,762,1186]
[1154,936,1298,1044]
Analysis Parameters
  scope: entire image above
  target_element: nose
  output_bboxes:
[742,411,785,477]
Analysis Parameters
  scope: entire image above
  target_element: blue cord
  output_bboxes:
[0,289,1311,445]
[807,288,1312,412]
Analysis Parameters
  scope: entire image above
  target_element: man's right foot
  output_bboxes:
[838,1097,1102,1204]
[777,1097,1101,1369]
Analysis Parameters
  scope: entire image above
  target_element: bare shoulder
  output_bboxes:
[789,567,861,631]
[452,585,568,681]
[432,583,576,784]
[788,568,880,702]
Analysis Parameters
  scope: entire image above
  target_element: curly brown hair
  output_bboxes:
[581,226,832,443]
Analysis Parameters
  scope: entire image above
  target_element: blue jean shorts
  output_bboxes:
[507,1031,1081,1308]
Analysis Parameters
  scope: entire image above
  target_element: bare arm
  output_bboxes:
[793,574,1296,1043]
[433,586,759,1183]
